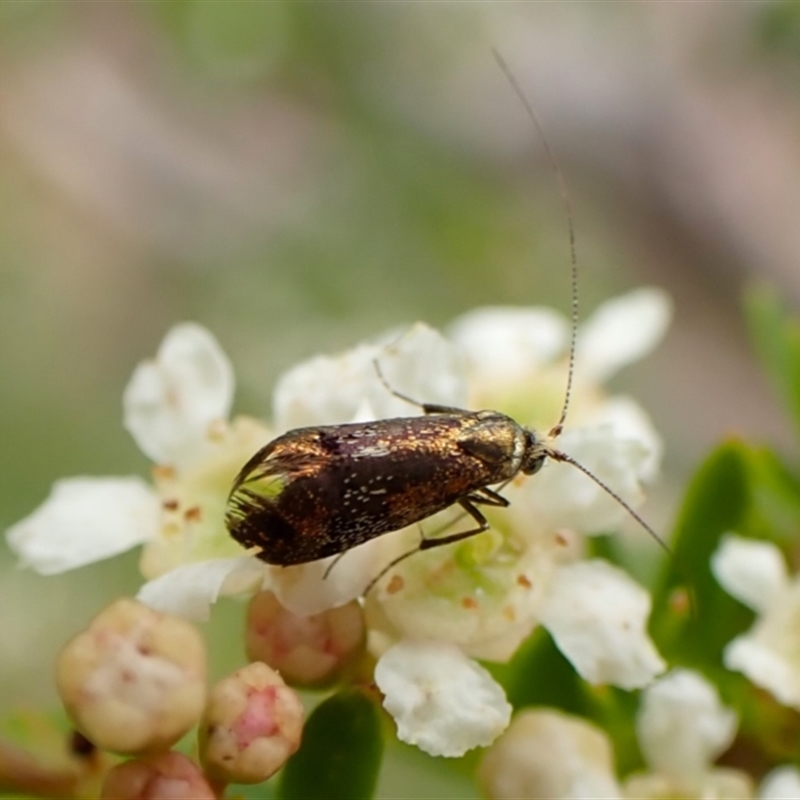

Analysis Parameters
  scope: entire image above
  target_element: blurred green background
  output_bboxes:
[2,3,800,796]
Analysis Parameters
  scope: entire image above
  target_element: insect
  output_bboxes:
[225,52,668,576]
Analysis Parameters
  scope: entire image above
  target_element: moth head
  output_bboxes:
[520,429,548,475]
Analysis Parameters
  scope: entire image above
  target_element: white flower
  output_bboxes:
[712,534,788,615]
[6,290,671,758]
[448,306,570,390]
[624,770,753,800]
[450,287,671,432]
[514,425,650,536]
[538,559,665,689]
[137,557,266,621]
[6,476,159,574]
[361,293,667,686]
[638,669,737,781]
[273,322,466,431]
[479,672,746,800]
[583,395,663,483]
[575,287,672,385]
[623,669,752,799]
[365,521,559,663]
[451,290,667,537]
[267,537,384,617]
[477,709,622,800]
[6,324,273,621]
[374,639,511,757]
[123,323,235,469]
[712,534,800,711]
[759,766,800,800]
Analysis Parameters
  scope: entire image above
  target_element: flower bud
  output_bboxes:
[477,709,621,799]
[56,598,207,754]
[100,752,216,800]
[245,590,365,687]
[199,661,303,784]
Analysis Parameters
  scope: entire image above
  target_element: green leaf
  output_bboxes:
[278,689,384,800]
[491,628,592,718]
[744,284,800,439]
[590,687,644,778]
[745,445,800,545]
[650,440,755,667]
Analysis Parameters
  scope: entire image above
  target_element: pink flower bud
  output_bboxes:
[100,752,216,800]
[245,591,365,687]
[199,661,303,784]
[56,598,207,755]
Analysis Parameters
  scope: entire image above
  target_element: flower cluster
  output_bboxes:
[55,598,303,797]
[478,665,800,800]
[7,288,671,760]
[478,669,751,799]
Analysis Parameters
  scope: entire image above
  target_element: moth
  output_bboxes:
[225,53,666,578]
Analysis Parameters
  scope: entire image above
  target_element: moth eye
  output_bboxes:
[523,456,545,476]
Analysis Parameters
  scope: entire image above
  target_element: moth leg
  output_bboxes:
[361,525,426,596]
[362,501,493,596]
[418,498,490,550]
[372,358,467,415]
[421,402,471,415]
[468,486,510,508]
[413,486,509,544]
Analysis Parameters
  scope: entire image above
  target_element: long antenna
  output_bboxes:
[549,446,698,617]
[492,54,696,615]
[546,448,672,556]
[493,49,578,439]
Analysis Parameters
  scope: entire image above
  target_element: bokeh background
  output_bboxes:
[2,3,800,796]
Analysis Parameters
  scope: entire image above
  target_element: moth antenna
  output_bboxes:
[493,49,578,439]
[495,53,694,617]
[546,448,670,555]
[548,447,697,618]
[373,357,423,409]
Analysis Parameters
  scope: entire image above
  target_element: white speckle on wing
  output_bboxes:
[357,444,392,458]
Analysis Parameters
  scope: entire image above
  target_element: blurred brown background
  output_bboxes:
[1,3,799,795]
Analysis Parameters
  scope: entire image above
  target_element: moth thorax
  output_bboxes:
[520,429,547,475]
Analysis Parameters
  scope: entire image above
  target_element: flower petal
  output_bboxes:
[723,583,800,711]
[272,322,466,431]
[366,524,554,663]
[540,560,665,689]
[477,709,622,800]
[375,322,467,418]
[760,766,800,800]
[712,534,788,613]
[6,476,159,574]
[624,768,753,799]
[268,537,383,617]
[448,306,570,384]
[374,639,511,757]
[636,669,737,784]
[520,426,648,535]
[577,288,672,383]
[584,396,663,483]
[137,556,265,621]
[123,323,234,467]
[272,342,378,431]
